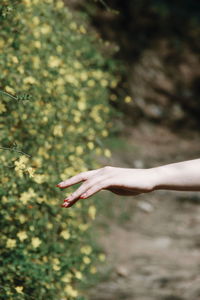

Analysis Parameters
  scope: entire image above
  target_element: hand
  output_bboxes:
[56,166,156,208]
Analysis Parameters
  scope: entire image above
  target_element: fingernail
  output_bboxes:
[64,199,70,202]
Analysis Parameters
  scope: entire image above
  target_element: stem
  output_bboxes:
[0,89,18,101]
[0,146,31,157]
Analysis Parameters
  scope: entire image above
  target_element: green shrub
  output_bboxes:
[0,0,119,299]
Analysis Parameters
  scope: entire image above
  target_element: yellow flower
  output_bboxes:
[87,79,95,87]
[32,56,41,69]
[17,231,28,242]
[88,205,96,220]
[75,271,82,279]
[110,80,118,88]
[80,245,92,255]
[42,256,48,263]
[38,146,49,158]
[32,174,46,184]
[19,155,29,164]
[79,72,88,81]
[52,258,60,271]
[6,238,16,248]
[46,222,53,229]
[32,157,42,167]
[65,74,77,85]
[11,56,19,64]
[104,148,111,158]
[100,79,108,87]
[69,22,78,30]
[23,0,31,5]
[23,76,37,84]
[15,286,23,294]
[124,96,132,103]
[78,223,89,231]
[60,230,70,240]
[32,16,40,26]
[17,65,24,74]
[53,264,60,271]
[75,146,84,155]
[33,40,41,48]
[20,188,36,205]
[18,215,27,224]
[83,256,91,264]
[77,101,86,111]
[40,24,52,34]
[48,56,62,68]
[56,0,64,8]
[61,273,72,283]
[64,285,78,297]
[2,196,8,203]
[0,103,6,113]
[56,45,63,53]
[102,129,108,137]
[79,25,86,34]
[87,142,94,150]
[53,124,63,137]
[5,85,15,95]
[98,253,106,261]
[31,237,42,248]
[90,266,97,274]
[26,167,35,178]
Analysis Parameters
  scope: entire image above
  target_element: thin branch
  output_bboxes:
[0,89,31,102]
[0,146,31,158]
[95,0,120,14]
[0,90,18,101]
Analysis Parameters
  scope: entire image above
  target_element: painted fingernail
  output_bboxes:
[64,199,70,202]
[64,195,72,201]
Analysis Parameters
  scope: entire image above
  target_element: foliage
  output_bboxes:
[0,0,120,299]
[86,0,200,59]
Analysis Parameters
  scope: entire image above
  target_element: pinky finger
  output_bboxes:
[61,196,82,208]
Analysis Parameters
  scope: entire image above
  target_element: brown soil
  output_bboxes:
[86,122,200,300]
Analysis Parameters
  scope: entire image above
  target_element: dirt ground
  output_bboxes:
[86,122,200,300]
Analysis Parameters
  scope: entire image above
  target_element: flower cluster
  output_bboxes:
[0,0,119,299]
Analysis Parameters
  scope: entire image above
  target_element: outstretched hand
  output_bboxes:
[56,166,155,208]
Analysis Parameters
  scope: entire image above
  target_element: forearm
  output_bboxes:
[151,159,200,191]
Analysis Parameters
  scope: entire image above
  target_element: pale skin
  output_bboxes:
[56,159,200,208]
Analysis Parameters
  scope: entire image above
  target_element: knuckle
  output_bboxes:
[103,165,112,171]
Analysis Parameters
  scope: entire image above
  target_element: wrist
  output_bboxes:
[148,167,163,191]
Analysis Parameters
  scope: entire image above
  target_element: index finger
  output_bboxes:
[56,169,99,189]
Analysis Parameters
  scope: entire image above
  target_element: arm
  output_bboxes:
[152,158,200,191]
[56,159,200,208]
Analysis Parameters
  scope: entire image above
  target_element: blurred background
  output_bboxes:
[1,0,200,299]
[68,1,200,300]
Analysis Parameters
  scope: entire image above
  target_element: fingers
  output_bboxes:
[56,169,100,189]
[63,174,108,202]
[62,176,112,208]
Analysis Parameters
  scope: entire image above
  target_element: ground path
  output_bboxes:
[86,122,200,300]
